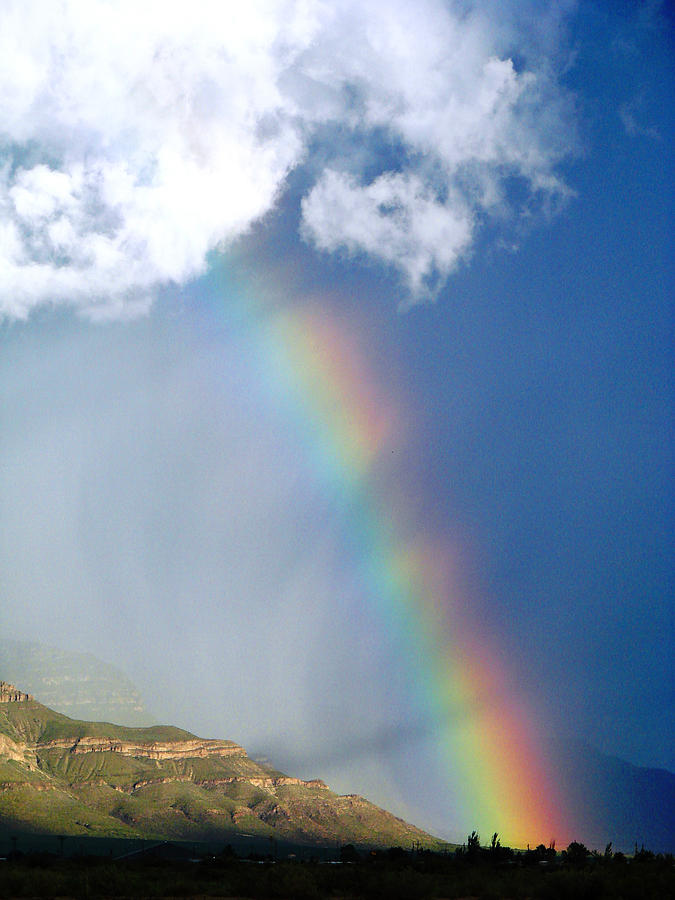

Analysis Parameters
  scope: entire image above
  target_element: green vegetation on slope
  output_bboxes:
[0,700,196,745]
[0,696,441,850]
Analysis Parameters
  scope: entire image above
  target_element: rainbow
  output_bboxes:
[207,267,575,848]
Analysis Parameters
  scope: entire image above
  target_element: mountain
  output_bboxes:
[0,640,153,727]
[0,683,442,850]
[551,738,675,855]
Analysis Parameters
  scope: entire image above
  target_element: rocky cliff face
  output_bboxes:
[0,681,33,702]
[35,736,246,760]
[0,732,35,765]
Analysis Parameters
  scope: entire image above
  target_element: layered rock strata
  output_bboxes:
[35,737,245,760]
[0,681,33,702]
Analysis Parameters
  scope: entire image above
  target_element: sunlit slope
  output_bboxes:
[0,693,441,848]
[0,697,194,745]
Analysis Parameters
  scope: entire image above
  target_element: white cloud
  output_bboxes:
[0,0,576,318]
[301,170,474,296]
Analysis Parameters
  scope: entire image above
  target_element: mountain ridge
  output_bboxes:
[0,682,443,850]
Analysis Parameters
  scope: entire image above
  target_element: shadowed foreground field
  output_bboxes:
[0,841,673,899]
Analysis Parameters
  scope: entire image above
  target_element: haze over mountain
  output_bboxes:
[0,640,153,728]
[550,740,675,856]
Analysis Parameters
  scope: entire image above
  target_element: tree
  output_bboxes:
[466,831,481,859]
[565,841,590,867]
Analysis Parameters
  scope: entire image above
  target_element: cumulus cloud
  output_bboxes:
[301,171,474,297]
[0,0,575,318]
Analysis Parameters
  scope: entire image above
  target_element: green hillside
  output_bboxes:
[0,687,442,850]
[0,698,193,745]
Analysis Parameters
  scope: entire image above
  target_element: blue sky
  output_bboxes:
[0,1,672,843]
